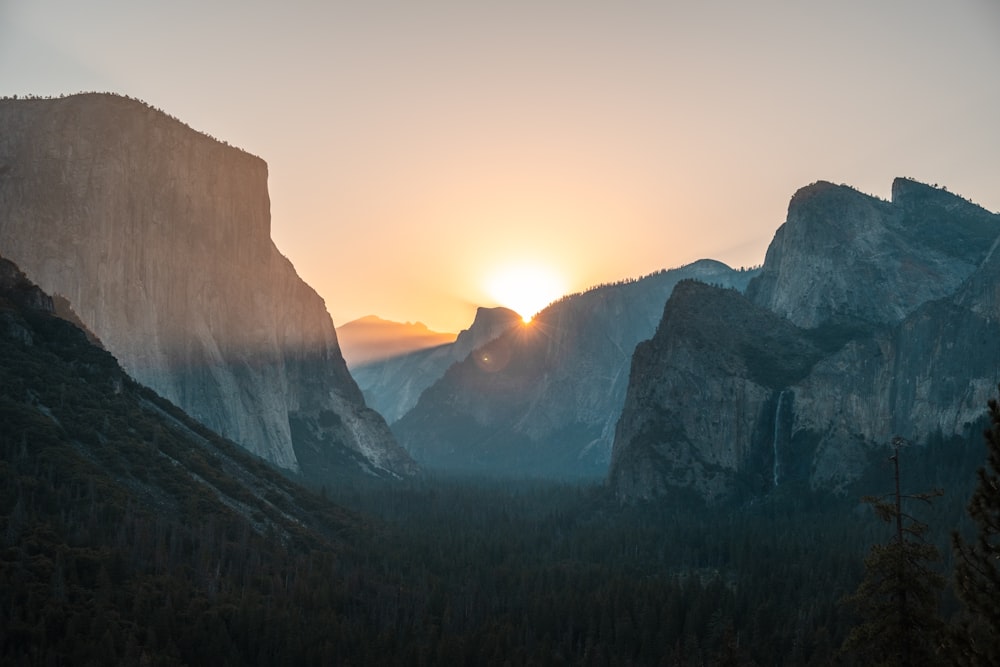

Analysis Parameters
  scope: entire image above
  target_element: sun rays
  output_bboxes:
[486,263,566,323]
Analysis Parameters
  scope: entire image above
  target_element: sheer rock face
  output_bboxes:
[392,260,759,478]
[352,307,521,424]
[608,281,825,503]
[746,179,997,328]
[0,94,415,480]
[610,180,1000,503]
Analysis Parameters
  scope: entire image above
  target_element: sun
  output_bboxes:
[486,263,567,323]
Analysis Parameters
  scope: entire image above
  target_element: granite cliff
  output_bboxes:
[746,179,997,328]
[352,306,521,424]
[0,252,359,542]
[609,179,1000,502]
[0,93,416,482]
[393,260,759,477]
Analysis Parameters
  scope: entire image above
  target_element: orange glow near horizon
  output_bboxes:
[7,3,998,335]
[486,263,567,323]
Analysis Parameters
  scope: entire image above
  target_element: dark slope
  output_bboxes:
[0,256,400,664]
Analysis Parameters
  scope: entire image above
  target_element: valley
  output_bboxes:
[2,93,999,664]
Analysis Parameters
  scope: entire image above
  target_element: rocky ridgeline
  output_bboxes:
[609,179,1000,502]
[747,179,997,328]
[336,315,457,369]
[392,260,759,477]
[0,254,53,313]
[352,306,522,424]
[0,93,416,483]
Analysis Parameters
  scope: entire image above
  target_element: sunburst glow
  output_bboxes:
[487,264,567,323]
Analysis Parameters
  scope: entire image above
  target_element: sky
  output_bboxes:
[2,1,999,332]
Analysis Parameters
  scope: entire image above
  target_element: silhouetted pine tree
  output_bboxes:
[842,437,945,667]
[950,389,1000,666]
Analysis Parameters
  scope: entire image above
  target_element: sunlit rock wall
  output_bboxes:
[0,93,415,480]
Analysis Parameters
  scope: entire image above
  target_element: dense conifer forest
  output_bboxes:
[322,439,983,666]
[1,259,997,664]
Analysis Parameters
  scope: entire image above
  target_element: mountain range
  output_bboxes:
[0,251,908,663]
[335,315,456,368]
[609,178,1000,502]
[388,260,759,477]
[3,93,998,508]
[351,306,523,424]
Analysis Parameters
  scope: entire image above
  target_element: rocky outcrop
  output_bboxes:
[610,180,1000,502]
[746,179,997,328]
[608,280,856,502]
[0,93,416,482]
[0,254,53,313]
[792,242,1000,492]
[393,260,759,477]
[352,307,521,424]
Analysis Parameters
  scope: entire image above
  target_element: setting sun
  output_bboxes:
[486,263,567,323]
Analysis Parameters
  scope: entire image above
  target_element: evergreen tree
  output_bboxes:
[950,389,1000,666]
[842,437,945,667]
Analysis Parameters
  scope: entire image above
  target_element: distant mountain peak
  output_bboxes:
[785,180,882,218]
[468,306,521,330]
[790,179,846,198]
[891,176,936,201]
[391,261,759,477]
[747,177,999,328]
[351,314,430,328]
[337,315,455,368]
[890,176,990,215]
[349,305,524,425]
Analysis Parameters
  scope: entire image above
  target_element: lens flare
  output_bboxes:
[486,264,566,322]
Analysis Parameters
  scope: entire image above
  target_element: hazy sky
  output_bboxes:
[3,1,999,332]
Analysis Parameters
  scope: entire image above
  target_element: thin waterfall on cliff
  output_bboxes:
[772,389,789,487]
